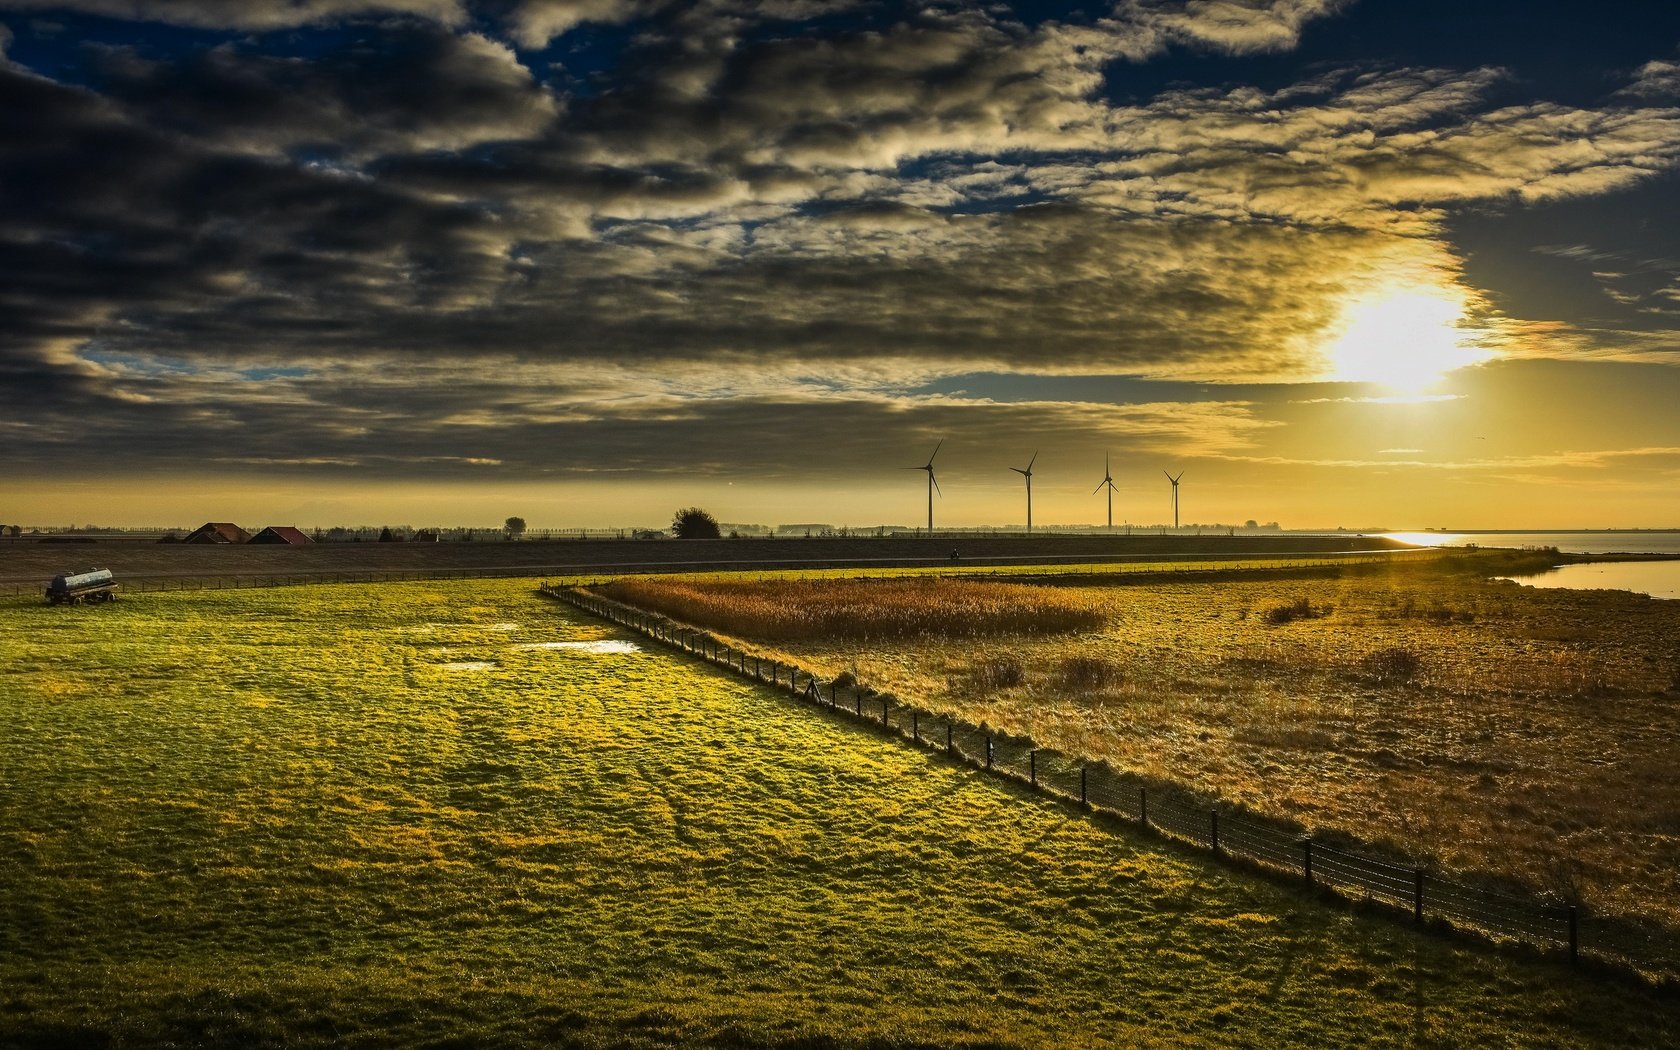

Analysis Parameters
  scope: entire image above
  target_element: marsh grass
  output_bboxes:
[1263,598,1333,625]
[709,554,1680,944]
[5,579,1680,1045]
[1055,654,1123,689]
[594,575,1104,641]
[968,653,1027,690]
[1359,647,1423,685]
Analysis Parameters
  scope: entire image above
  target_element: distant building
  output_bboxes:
[248,526,313,545]
[776,523,836,536]
[182,522,251,544]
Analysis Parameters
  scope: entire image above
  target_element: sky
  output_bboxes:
[3,0,1680,530]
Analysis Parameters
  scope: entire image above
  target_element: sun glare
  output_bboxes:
[1323,288,1488,392]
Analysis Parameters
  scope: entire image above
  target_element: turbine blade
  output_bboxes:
[930,472,942,496]
[1027,451,1037,471]
[1011,467,1028,477]
[927,438,943,466]
[1093,480,1105,494]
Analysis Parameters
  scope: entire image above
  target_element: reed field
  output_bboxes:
[595,576,1107,641]
[603,553,1680,945]
[4,578,1678,1047]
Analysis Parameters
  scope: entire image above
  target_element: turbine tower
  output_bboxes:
[1010,451,1038,534]
[904,440,943,532]
[1094,453,1118,530]
[1164,470,1183,530]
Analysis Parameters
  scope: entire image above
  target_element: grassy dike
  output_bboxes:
[1,580,1676,1048]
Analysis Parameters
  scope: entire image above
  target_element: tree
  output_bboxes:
[378,526,395,542]
[671,507,721,539]
[505,516,527,540]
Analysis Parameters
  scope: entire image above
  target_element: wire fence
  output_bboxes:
[543,582,1680,982]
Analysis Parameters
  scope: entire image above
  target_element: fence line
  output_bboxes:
[538,582,1637,977]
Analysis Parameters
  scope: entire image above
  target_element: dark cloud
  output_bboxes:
[1150,0,1354,56]
[94,23,559,157]
[0,0,467,30]
[489,0,677,49]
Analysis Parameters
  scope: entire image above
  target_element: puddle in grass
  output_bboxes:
[514,640,642,654]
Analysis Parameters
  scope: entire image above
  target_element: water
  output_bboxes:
[1382,530,1680,556]
[514,640,642,653]
[1379,530,1680,600]
[1498,560,1680,600]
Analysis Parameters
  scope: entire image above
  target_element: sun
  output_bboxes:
[1322,287,1489,392]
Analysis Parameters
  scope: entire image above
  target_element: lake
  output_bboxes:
[1382,530,1680,556]
[1377,531,1680,599]
[1496,560,1680,601]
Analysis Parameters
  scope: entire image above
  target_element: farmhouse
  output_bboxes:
[182,522,251,544]
[249,526,313,545]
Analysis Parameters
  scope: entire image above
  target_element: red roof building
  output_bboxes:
[183,522,251,544]
[249,526,313,544]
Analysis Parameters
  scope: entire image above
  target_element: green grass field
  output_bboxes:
[2,580,1677,1048]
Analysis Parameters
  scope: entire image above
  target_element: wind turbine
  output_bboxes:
[905,440,943,532]
[1010,451,1038,534]
[1094,453,1118,530]
[1164,470,1183,530]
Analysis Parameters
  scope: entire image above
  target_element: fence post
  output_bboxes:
[1210,809,1220,852]
[1029,750,1037,789]
[1080,766,1087,808]
[1303,838,1314,888]
[829,682,837,708]
[1413,868,1424,923]
[985,736,993,770]
[1140,787,1148,829]
[881,698,889,728]
[855,689,863,717]
[1567,905,1579,965]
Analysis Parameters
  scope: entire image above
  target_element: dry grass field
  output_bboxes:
[594,553,1680,948]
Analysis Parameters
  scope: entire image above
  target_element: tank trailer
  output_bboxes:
[45,568,120,605]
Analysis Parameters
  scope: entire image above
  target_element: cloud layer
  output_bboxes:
[2,0,1679,516]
